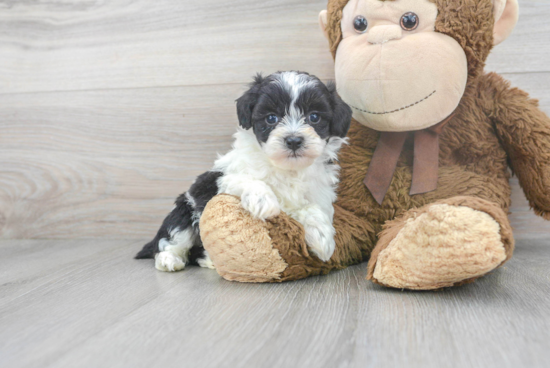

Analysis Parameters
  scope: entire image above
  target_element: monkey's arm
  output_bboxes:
[484,72,550,219]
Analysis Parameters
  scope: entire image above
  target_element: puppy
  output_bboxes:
[135,71,352,272]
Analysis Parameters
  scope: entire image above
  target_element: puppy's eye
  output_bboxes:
[353,15,368,33]
[265,114,279,125]
[400,12,419,31]
[308,113,321,124]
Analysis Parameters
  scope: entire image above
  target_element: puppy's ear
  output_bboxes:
[236,73,264,129]
[327,82,352,138]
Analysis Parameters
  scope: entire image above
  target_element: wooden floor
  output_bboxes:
[1,237,549,368]
[2,0,550,367]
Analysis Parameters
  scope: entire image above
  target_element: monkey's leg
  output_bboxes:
[366,196,514,290]
[199,194,375,282]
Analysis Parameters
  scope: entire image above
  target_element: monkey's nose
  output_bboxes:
[367,25,402,45]
[285,136,304,151]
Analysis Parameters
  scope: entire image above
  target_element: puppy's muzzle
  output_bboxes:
[284,136,304,152]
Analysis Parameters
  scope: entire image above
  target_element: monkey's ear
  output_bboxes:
[327,82,352,138]
[236,74,264,129]
[319,10,329,40]
[493,0,519,46]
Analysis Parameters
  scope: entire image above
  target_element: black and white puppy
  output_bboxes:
[135,71,352,272]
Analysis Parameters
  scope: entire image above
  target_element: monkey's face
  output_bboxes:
[333,0,468,132]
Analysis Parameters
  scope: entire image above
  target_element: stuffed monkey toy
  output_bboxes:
[199,0,550,290]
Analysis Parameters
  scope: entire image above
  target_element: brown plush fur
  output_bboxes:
[201,195,374,283]
[200,0,550,288]
[268,204,374,281]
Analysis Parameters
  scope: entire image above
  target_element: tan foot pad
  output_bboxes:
[371,204,507,290]
[200,195,288,283]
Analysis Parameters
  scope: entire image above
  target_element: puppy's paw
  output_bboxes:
[241,189,280,220]
[155,251,186,272]
[304,223,336,262]
[197,251,216,269]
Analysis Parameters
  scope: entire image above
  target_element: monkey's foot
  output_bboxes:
[367,197,514,290]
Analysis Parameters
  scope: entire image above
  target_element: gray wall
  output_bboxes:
[1,0,549,239]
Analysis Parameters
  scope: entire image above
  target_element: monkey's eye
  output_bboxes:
[308,113,321,124]
[265,114,279,125]
[353,15,368,33]
[400,12,419,31]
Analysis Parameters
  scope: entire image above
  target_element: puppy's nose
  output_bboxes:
[285,136,303,151]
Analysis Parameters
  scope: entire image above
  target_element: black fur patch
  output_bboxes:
[251,82,293,143]
[188,243,206,266]
[294,84,333,139]
[135,197,193,259]
[236,71,352,145]
[135,171,221,260]
[326,81,352,138]
[188,171,223,214]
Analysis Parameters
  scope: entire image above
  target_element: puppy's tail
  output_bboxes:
[135,238,158,259]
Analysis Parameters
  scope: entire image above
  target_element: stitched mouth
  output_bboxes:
[348,90,437,115]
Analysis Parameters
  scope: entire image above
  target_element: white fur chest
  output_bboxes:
[213,129,341,218]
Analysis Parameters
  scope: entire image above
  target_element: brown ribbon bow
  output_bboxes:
[363,114,454,205]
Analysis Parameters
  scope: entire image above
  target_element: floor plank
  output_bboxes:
[0,238,549,368]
